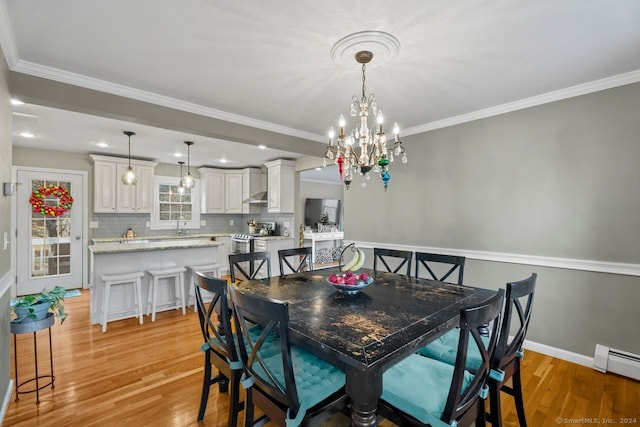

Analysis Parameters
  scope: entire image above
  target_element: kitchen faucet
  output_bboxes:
[176,216,186,236]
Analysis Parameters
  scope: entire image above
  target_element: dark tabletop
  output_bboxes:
[234,268,496,372]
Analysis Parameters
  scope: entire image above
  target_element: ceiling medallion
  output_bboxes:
[330,31,401,71]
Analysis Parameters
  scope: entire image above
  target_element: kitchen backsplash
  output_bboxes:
[91,212,294,239]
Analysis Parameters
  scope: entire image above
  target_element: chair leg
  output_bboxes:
[135,278,144,325]
[101,282,110,333]
[151,277,158,322]
[179,274,186,315]
[244,388,254,427]
[488,381,503,427]
[476,398,487,427]
[197,354,212,421]
[228,370,241,427]
[512,364,527,427]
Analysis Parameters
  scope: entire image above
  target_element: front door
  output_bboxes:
[16,169,85,295]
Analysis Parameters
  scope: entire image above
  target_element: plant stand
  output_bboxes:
[10,312,55,404]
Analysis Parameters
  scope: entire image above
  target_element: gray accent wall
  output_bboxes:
[344,82,640,357]
[1,45,13,418]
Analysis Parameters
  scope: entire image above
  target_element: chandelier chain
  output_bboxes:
[361,64,367,101]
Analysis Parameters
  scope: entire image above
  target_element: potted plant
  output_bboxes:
[12,286,68,324]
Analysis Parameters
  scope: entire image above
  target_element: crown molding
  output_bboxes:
[9,58,325,143]
[0,0,18,67]
[404,69,640,136]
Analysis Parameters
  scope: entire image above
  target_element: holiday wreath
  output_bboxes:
[29,185,74,217]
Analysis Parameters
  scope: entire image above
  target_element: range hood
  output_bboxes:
[243,191,268,204]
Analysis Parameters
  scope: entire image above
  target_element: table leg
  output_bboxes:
[13,333,19,401]
[33,331,40,404]
[345,367,382,427]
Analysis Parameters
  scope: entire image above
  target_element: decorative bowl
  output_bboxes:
[326,276,374,295]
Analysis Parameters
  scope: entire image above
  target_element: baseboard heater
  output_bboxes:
[593,344,640,381]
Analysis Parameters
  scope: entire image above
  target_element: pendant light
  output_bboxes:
[177,161,186,195]
[182,141,195,189]
[121,131,138,185]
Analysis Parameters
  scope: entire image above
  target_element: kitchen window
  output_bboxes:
[150,176,200,231]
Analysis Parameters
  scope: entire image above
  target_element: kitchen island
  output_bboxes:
[89,236,227,325]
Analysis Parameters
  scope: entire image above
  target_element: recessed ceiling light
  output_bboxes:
[315,167,322,171]
[19,132,35,138]
[96,142,109,148]
[258,145,267,149]
[174,152,183,157]
[220,158,228,163]
[11,99,25,105]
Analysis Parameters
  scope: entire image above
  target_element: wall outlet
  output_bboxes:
[145,221,150,228]
[89,221,99,228]
[3,232,8,250]
[200,220,206,226]
[284,221,290,228]
[229,219,234,226]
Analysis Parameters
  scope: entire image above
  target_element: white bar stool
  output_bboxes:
[146,267,187,322]
[100,271,144,333]
[187,263,224,312]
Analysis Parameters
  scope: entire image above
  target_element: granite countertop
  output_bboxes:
[254,236,294,241]
[91,233,232,244]
[89,238,224,254]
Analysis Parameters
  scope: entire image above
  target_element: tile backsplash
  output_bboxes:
[91,212,294,239]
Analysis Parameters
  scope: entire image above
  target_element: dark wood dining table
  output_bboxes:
[234,267,496,427]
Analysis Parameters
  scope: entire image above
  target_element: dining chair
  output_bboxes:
[416,273,537,427]
[228,283,349,427]
[414,251,466,285]
[485,273,537,427]
[373,248,413,275]
[378,289,505,427]
[278,247,313,276]
[229,251,271,283]
[193,269,244,426]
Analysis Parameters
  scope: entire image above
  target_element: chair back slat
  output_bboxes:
[442,289,505,424]
[373,248,413,275]
[493,273,537,371]
[278,247,313,276]
[229,285,302,416]
[415,252,465,285]
[192,269,238,364]
[229,251,271,283]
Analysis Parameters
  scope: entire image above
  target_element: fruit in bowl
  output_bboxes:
[327,271,372,294]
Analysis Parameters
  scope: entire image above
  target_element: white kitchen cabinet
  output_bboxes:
[265,159,295,213]
[200,167,263,214]
[253,237,295,277]
[225,171,244,213]
[91,155,158,213]
[199,167,225,213]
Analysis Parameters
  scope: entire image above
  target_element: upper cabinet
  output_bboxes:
[199,167,262,214]
[265,159,295,213]
[91,155,158,213]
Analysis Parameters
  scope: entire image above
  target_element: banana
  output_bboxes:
[341,249,360,272]
[352,248,365,271]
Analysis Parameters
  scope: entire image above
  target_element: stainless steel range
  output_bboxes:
[231,234,255,254]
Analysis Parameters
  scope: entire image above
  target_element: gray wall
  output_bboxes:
[0,45,13,418]
[345,82,640,357]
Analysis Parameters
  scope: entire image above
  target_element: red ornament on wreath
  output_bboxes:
[29,185,74,217]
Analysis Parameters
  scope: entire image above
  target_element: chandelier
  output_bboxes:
[324,50,406,190]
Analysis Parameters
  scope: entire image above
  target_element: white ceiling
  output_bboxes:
[3,1,640,181]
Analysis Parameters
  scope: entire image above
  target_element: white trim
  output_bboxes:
[403,69,640,136]
[0,379,13,425]
[9,59,324,143]
[522,339,594,368]
[0,0,18,68]
[346,240,640,277]
[0,269,14,299]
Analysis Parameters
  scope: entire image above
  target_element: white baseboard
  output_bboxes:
[523,339,594,367]
[0,379,13,425]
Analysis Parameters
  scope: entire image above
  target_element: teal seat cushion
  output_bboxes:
[382,353,474,427]
[254,344,345,423]
[417,328,489,372]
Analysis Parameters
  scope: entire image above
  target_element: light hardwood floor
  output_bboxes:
[4,290,639,426]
